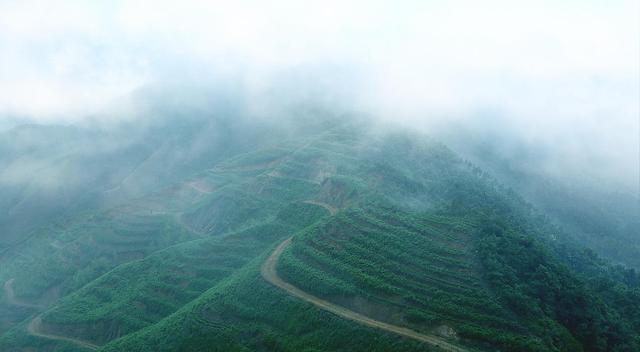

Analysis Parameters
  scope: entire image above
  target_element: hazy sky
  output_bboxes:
[0,0,638,188]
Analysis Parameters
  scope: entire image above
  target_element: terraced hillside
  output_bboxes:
[278,206,535,350]
[1,124,638,352]
[0,130,357,350]
[18,203,328,350]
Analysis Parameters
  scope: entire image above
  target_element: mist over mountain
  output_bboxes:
[1,1,638,352]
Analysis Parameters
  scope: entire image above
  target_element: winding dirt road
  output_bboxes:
[6,198,465,351]
[4,278,98,351]
[27,316,98,351]
[302,200,338,215]
[260,204,468,352]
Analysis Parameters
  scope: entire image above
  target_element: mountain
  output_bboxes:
[0,116,638,352]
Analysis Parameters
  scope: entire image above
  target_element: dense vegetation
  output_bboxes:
[477,219,640,351]
[1,120,638,351]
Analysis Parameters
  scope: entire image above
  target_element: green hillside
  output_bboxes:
[1,122,638,352]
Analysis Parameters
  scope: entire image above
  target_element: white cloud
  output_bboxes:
[0,0,637,187]
[0,1,636,117]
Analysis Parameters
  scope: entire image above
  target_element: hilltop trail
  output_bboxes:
[4,279,98,351]
[260,204,468,352]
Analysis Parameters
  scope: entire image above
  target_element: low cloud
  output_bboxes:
[0,0,638,189]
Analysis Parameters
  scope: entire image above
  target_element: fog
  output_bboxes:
[0,0,638,192]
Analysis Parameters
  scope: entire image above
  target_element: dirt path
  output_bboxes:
[27,316,98,351]
[4,279,98,350]
[260,208,468,352]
